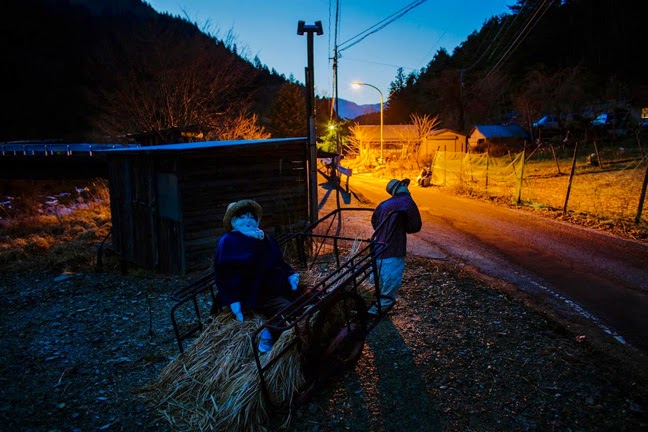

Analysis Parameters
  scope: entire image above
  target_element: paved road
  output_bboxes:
[346,173,648,353]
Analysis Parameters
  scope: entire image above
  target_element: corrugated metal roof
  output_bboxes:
[96,137,306,153]
[472,125,529,139]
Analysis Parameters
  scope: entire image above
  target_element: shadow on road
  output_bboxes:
[311,318,442,432]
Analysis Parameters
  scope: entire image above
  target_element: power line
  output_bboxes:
[414,24,450,71]
[338,0,429,53]
[483,0,552,80]
[341,55,417,72]
[482,1,527,66]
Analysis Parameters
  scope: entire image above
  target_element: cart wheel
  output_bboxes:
[297,291,367,404]
[322,321,366,371]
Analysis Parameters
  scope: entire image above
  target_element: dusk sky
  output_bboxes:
[147,0,512,106]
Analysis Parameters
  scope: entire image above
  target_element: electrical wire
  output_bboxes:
[338,0,429,53]
[459,0,526,74]
[342,56,417,71]
[483,0,552,80]
[482,1,527,66]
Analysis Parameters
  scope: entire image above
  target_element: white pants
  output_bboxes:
[373,257,406,309]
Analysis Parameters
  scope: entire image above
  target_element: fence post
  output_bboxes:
[443,148,447,186]
[550,144,561,174]
[635,160,648,224]
[563,141,580,214]
[593,139,603,169]
[485,142,490,194]
[517,143,527,204]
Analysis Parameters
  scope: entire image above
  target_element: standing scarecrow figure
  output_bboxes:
[369,179,422,316]
[214,199,300,352]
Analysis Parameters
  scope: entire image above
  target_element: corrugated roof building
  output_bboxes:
[468,124,530,153]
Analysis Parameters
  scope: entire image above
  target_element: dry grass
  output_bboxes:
[146,242,378,432]
[149,313,294,432]
[0,179,112,273]
[374,148,648,241]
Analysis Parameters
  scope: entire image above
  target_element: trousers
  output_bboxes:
[374,256,406,309]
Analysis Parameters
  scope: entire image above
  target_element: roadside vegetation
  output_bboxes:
[342,132,648,242]
[0,179,112,273]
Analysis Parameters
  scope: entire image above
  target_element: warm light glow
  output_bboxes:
[350,81,384,162]
[328,124,335,131]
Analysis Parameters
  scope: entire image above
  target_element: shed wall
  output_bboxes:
[105,139,308,275]
[179,141,308,272]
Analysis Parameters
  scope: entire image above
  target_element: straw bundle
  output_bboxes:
[150,312,304,432]
[149,242,376,431]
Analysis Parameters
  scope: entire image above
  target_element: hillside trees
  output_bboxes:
[266,83,307,138]
[384,0,648,134]
[2,0,96,141]
[90,16,260,141]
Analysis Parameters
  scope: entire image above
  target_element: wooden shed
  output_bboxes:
[422,129,467,155]
[99,138,308,275]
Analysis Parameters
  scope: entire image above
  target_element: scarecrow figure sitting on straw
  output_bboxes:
[214,199,301,353]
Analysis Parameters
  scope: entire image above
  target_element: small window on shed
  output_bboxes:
[157,173,181,221]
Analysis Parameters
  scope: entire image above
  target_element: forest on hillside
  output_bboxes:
[1,0,646,143]
[1,0,327,143]
[382,0,648,133]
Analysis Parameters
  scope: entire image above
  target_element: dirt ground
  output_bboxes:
[1,181,648,431]
[1,256,647,431]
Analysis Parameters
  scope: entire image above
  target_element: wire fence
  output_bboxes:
[428,145,648,224]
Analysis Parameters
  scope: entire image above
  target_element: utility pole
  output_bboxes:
[298,20,323,224]
[333,46,340,153]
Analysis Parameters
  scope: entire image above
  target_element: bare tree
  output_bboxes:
[404,113,441,165]
[90,20,255,141]
[347,123,370,161]
[213,113,270,140]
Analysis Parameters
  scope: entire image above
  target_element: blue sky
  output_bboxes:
[146,0,511,106]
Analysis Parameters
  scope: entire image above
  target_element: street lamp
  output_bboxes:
[352,81,384,162]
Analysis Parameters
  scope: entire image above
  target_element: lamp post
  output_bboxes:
[352,81,384,162]
[298,20,323,224]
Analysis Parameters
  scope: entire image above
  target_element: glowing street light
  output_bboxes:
[352,81,384,162]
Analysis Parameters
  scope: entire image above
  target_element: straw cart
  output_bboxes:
[161,208,402,430]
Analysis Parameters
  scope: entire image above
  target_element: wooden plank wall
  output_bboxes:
[179,140,308,273]
[105,139,308,275]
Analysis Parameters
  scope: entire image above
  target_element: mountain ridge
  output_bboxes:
[336,99,379,120]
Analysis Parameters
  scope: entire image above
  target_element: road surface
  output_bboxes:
[344,173,648,353]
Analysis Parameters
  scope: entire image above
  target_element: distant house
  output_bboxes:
[423,128,467,154]
[353,125,419,159]
[355,124,418,145]
[98,138,308,275]
[468,124,530,153]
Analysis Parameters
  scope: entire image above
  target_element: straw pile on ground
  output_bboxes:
[147,245,375,431]
[148,312,305,432]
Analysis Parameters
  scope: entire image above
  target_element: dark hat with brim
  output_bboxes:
[223,199,263,231]
[386,178,411,196]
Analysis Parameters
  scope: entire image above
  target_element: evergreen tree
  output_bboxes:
[266,83,307,138]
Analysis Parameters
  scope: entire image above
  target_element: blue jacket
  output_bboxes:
[371,192,422,258]
[214,231,295,308]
